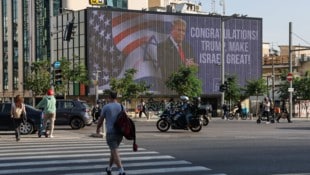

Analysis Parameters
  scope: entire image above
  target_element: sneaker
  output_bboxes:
[49,135,54,138]
[266,121,270,124]
[105,168,112,175]
[118,173,126,175]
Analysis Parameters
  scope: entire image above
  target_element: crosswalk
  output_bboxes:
[0,135,216,175]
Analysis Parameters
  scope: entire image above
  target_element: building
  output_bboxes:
[0,0,204,102]
[0,1,63,102]
[1,0,309,111]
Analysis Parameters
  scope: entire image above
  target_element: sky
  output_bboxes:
[200,0,310,47]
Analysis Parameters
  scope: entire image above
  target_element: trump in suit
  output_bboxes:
[157,18,196,80]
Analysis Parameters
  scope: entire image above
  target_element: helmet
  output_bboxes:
[47,89,54,96]
[180,95,189,102]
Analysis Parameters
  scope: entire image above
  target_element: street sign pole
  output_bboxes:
[288,22,293,121]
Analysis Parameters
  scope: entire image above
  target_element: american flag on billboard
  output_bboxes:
[87,9,176,93]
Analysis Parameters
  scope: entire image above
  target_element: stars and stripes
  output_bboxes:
[87,9,178,93]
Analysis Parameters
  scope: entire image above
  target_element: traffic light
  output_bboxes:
[219,81,228,92]
[54,69,62,85]
[63,21,75,41]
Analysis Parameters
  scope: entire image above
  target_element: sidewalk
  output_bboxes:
[128,111,159,122]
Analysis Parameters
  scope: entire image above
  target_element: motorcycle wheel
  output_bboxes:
[202,115,209,126]
[189,124,202,132]
[156,118,170,132]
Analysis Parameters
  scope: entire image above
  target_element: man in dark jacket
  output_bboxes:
[157,18,197,80]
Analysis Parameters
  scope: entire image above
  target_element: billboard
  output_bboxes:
[87,8,262,95]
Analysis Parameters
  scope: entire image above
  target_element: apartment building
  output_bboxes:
[262,43,310,101]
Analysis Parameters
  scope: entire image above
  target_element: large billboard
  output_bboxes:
[87,8,262,95]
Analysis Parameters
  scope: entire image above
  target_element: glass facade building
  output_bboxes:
[0,0,62,100]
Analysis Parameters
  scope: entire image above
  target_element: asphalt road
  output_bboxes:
[132,117,310,175]
[1,117,310,175]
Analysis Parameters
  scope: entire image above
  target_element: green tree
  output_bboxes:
[110,69,149,103]
[277,71,310,101]
[24,58,89,100]
[24,60,51,105]
[53,58,89,98]
[224,76,241,105]
[243,78,267,115]
[165,65,202,98]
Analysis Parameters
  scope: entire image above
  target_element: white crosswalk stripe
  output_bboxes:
[0,137,213,175]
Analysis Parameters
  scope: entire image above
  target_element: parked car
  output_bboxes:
[0,102,41,134]
[55,99,92,129]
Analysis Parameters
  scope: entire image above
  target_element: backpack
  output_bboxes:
[114,105,138,151]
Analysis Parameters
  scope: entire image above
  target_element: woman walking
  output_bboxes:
[11,95,27,141]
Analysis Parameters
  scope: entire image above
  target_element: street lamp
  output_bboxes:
[220,13,241,107]
[270,48,278,106]
[221,16,225,107]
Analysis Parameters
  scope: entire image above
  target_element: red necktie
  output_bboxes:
[178,44,185,62]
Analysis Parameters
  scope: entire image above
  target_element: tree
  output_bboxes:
[243,78,267,116]
[24,58,89,100]
[224,76,241,105]
[110,69,149,102]
[24,60,51,105]
[50,58,89,98]
[276,71,310,101]
[165,65,202,98]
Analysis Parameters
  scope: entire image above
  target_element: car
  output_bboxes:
[55,99,93,129]
[0,102,41,134]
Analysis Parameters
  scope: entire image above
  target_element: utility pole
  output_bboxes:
[288,22,293,121]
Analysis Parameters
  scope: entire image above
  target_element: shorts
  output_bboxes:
[106,133,123,150]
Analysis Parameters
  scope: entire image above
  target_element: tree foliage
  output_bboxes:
[243,78,268,97]
[24,58,89,97]
[24,60,51,96]
[277,71,310,101]
[243,78,267,115]
[224,76,241,104]
[53,58,89,96]
[165,66,202,98]
[109,69,149,102]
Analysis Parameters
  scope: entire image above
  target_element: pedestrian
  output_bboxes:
[222,103,229,120]
[92,103,101,122]
[263,97,271,124]
[11,95,27,141]
[276,99,292,123]
[36,89,56,138]
[138,99,148,118]
[96,90,126,175]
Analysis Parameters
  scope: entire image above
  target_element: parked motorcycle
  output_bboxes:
[156,96,203,132]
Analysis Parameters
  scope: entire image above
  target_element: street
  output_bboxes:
[1,117,310,175]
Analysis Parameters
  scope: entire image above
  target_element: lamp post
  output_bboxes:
[220,13,242,107]
[269,48,278,106]
[221,17,225,107]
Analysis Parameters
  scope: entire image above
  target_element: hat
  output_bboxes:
[47,89,54,96]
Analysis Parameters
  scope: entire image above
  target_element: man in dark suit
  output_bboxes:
[157,18,197,80]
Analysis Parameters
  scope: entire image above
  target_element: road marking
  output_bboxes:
[0,137,213,175]
[0,151,159,161]
[0,155,175,168]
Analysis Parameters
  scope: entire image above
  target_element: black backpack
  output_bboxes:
[114,105,138,151]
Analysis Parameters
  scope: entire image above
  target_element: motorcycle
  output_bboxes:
[156,101,204,132]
